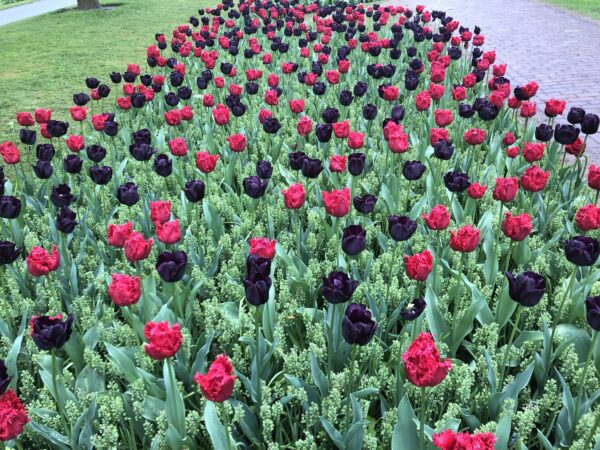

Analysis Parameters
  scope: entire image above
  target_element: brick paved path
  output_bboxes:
[386,0,600,161]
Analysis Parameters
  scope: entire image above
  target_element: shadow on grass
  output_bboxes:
[49,3,124,14]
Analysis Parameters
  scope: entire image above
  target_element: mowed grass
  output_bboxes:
[0,0,210,142]
[540,0,600,20]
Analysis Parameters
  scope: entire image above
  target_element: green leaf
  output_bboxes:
[7,311,27,387]
[163,360,186,436]
[29,421,70,450]
[391,395,419,450]
[310,352,329,398]
[494,415,512,450]
[320,418,344,449]
[205,401,235,449]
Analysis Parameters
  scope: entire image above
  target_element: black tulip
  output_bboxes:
[104,121,119,137]
[129,142,157,162]
[184,179,205,202]
[301,158,323,179]
[31,314,74,350]
[322,107,340,124]
[116,182,139,206]
[0,240,20,265]
[73,93,90,106]
[32,160,53,179]
[554,124,580,145]
[582,114,599,135]
[567,107,586,125]
[256,160,273,179]
[342,225,366,256]
[353,194,377,214]
[363,103,378,120]
[85,77,100,89]
[403,160,426,180]
[354,81,368,97]
[458,103,476,119]
[391,105,405,122]
[244,272,272,306]
[322,271,359,304]
[131,93,146,108]
[388,215,417,241]
[263,117,282,134]
[348,153,365,176]
[50,185,75,208]
[63,155,83,174]
[154,154,173,177]
[19,128,36,146]
[585,296,600,331]
[0,196,21,219]
[86,145,106,163]
[400,298,427,320]
[505,271,546,307]
[444,171,470,192]
[89,166,113,185]
[289,151,307,171]
[36,143,55,162]
[165,92,179,106]
[342,303,377,346]
[46,120,69,138]
[156,251,188,282]
[110,72,122,83]
[56,206,78,233]
[339,90,354,106]
[243,176,268,198]
[433,140,454,160]
[133,129,152,144]
[535,124,554,142]
[563,236,600,266]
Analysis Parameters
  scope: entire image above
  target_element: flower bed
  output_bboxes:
[0,0,599,448]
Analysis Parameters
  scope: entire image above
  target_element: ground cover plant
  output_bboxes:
[0,0,599,449]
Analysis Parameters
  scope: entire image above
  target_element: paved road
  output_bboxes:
[386,0,600,159]
[0,0,76,27]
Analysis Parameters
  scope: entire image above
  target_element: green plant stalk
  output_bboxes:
[51,349,70,436]
[419,387,429,450]
[574,331,598,420]
[499,306,522,388]
[549,269,577,346]
[384,241,399,308]
[221,402,232,450]
[255,305,262,419]
[345,346,356,430]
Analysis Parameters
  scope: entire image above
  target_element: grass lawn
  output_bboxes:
[0,0,210,142]
[539,0,600,20]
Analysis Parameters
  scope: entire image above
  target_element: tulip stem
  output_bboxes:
[51,349,70,436]
[419,387,429,449]
[499,306,522,388]
[594,190,600,206]
[574,331,598,420]
[549,269,577,348]
[345,346,357,430]
[384,242,399,309]
[255,305,262,419]
[221,402,233,450]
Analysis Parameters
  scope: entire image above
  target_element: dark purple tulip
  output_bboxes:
[342,225,366,256]
[535,124,554,142]
[85,77,100,89]
[46,120,69,138]
[322,271,359,304]
[322,107,340,124]
[31,314,74,351]
[110,72,122,83]
[433,140,454,160]
[315,123,333,142]
[339,90,354,106]
[563,236,600,266]
[129,142,157,162]
[348,153,365,176]
[354,81,368,97]
[554,124,580,145]
[458,103,475,119]
[19,128,36,146]
[246,254,271,278]
[63,155,83,174]
[289,151,307,171]
[0,360,11,396]
[0,241,20,265]
[154,154,173,177]
[86,145,106,163]
[165,92,179,107]
[444,171,470,192]
[243,176,268,199]
[56,206,77,234]
[262,117,282,134]
[301,157,323,179]
[388,215,417,242]
[103,121,119,137]
[403,160,426,181]
[117,182,139,207]
[36,143,55,161]
[567,107,586,125]
[585,296,600,331]
[400,298,427,321]
[73,93,90,106]
[184,179,205,203]
[505,271,546,307]
[156,251,188,282]
[363,103,378,120]
[353,194,377,214]
[0,196,21,219]
[133,129,152,144]
[256,160,273,179]
[244,273,272,306]
[32,160,53,179]
[131,93,146,108]
[89,166,113,185]
[50,184,75,208]
[342,303,377,346]
[582,114,599,135]
[391,105,405,122]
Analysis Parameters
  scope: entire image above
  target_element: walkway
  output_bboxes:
[389,0,600,159]
[0,0,76,27]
